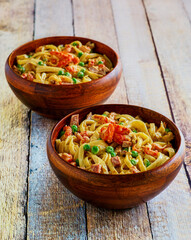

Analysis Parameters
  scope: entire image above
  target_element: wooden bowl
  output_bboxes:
[47,104,185,209]
[5,36,122,119]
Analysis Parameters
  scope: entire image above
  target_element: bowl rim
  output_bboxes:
[7,36,121,88]
[47,104,185,178]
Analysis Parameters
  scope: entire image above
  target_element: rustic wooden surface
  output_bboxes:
[0,0,191,239]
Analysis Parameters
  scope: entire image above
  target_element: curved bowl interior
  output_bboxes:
[5,37,122,119]
[47,104,185,209]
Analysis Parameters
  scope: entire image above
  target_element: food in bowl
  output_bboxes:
[13,41,113,85]
[55,111,175,174]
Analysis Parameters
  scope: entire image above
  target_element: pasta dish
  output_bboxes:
[55,111,175,174]
[13,41,113,85]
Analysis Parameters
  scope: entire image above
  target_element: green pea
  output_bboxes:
[98,138,102,140]
[98,61,103,65]
[132,129,137,133]
[123,148,129,152]
[91,146,99,154]
[38,61,44,66]
[59,130,65,137]
[76,159,79,166]
[80,68,85,73]
[78,62,85,66]
[165,128,171,132]
[72,78,77,84]
[111,152,116,157]
[72,42,78,46]
[119,122,124,125]
[17,64,25,73]
[58,70,65,75]
[130,159,138,166]
[64,72,71,77]
[106,146,114,153]
[77,71,84,78]
[28,54,32,58]
[71,125,78,133]
[132,150,138,158]
[83,144,91,151]
[78,52,83,57]
[144,159,151,167]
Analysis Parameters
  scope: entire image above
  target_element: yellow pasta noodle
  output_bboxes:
[13,41,113,85]
[55,111,176,174]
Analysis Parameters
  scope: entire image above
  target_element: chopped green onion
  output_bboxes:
[132,150,138,158]
[91,146,99,154]
[72,78,77,84]
[106,146,114,153]
[132,129,137,133]
[58,70,65,75]
[71,125,78,133]
[79,62,85,66]
[102,114,107,117]
[144,159,151,167]
[76,159,79,166]
[83,144,91,151]
[78,52,83,57]
[98,61,103,65]
[119,122,124,125]
[130,159,138,166]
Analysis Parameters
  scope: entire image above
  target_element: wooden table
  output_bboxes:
[1,0,191,239]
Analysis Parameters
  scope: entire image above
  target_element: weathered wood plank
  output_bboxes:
[73,0,152,239]
[141,0,191,239]
[0,0,34,239]
[27,1,87,239]
[112,0,191,239]
[27,114,86,240]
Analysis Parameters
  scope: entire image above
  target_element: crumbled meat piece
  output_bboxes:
[59,153,73,162]
[70,114,79,126]
[129,166,140,173]
[88,66,99,73]
[122,141,132,148]
[91,164,102,173]
[79,45,91,53]
[86,41,95,49]
[115,146,122,155]
[86,112,92,120]
[111,156,121,168]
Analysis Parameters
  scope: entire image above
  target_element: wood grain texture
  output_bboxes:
[73,0,152,239]
[6,36,122,119]
[27,114,87,240]
[142,0,191,239]
[0,0,34,239]
[48,104,185,209]
[112,0,191,239]
[27,1,87,239]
